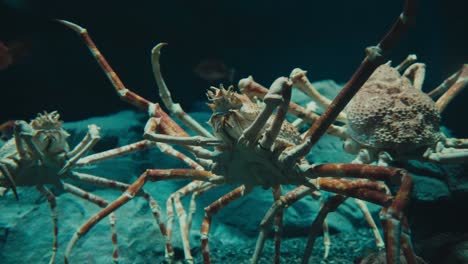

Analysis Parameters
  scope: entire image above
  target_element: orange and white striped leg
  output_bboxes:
[302,194,348,263]
[166,181,216,263]
[187,182,216,231]
[251,185,315,264]
[304,164,417,264]
[151,43,214,137]
[68,171,173,258]
[201,185,247,264]
[36,185,58,264]
[61,182,119,264]
[75,140,157,167]
[434,64,468,113]
[65,169,224,263]
[58,20,191,139]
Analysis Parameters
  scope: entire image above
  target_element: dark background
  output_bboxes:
[0,0,467,136]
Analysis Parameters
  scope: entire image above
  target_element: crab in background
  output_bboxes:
[0,111,186,264]
[57,0,420,263]
[275,56,468,166]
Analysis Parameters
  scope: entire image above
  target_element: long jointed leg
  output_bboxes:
[75,140,156,166]
[241,77,292,145]
[61,182,118,264]
[434,64,468,113]
[14,120,44,161]
[57,19,191,142]
[201,185,247,264]
[271,185,283,264]
[151,43,214,138]
[353,198,385,248]
[289,68,348,122]
[36,185,58,264]
[251,186,332,263]
[144,118,222,147]
[238,76,348,140]
[282,0,417,164]
[303,164,417,264]
[166,181,215,263]
[251,186,312,263]
[302,194,347,264]
[60,124,101,174]
[68,171,173,259]
[64,169,224,262]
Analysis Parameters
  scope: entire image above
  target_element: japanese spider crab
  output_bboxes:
[59,0,418,263]
[242,57,468,166]
[0,111,184,264]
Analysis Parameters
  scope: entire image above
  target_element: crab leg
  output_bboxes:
[61,182,119,264]
[270,185,283,264]
[14,121,44,161]
[251,179,388,263]
[68,171,173,259]
[75,140,157,166]
[259,78,292,150]
[301,194,347,264]
[252,186,311,264]
[434,64,468,113]
[144,118,222,147]
[444,138,468,148]
[66,124,100,159]
[395,54,417,72]
[151,43,214,138]
[59,19,221,262]
[59,124,101,174]
[241,77,292,144]
[165,181,211,263]
[289,68,348,122]
[428,64,467,98]
[64,169,224,262]
[283,0,417,164]
[302,164,416,264]
[201,185,247,264]
[36,185,58,264]
[58,20,190,139]
[238,76,347,139]
[187,182,216,231]
[424,148,468,163]
[353,198,385,248]
[402,62,426,90]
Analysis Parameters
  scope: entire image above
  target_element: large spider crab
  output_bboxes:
[242,57,468,165]
[0,111,186,263]
[58,0,419,263]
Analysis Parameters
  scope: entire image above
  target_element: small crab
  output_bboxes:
[59,0,419,263]
[0,111,173,264]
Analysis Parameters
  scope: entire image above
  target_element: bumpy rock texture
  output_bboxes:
[346,64,441,154]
